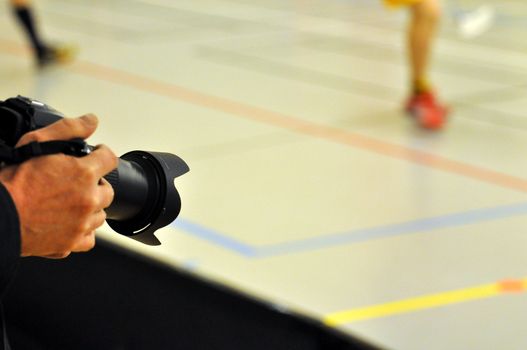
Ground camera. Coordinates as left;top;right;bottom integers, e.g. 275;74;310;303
0;96;189;246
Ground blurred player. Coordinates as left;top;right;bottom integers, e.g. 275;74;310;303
10;0;76;68
386;0;449;129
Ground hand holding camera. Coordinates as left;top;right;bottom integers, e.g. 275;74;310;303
0;96;189;258
0;115;117;258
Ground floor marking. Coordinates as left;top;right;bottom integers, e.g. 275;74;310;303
174;219;256;257
68;60;527;194
172;201;527;257
3;40;527;258
498;279;527;293
324;277;527;326
1;38;527;194
254;201;527;257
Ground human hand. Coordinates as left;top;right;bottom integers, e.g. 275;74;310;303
0;114;118;258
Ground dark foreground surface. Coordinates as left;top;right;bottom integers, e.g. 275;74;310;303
4;239;383;350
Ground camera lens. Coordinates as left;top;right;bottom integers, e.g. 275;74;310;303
103;151;189;245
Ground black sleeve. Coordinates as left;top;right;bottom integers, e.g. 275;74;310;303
0;183;20;297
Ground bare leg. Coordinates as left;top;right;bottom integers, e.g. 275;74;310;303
404;0;448;129
407;0;442;93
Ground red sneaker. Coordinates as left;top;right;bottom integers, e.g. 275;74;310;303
405;91;449;130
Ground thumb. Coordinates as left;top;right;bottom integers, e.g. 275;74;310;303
16;114;99;147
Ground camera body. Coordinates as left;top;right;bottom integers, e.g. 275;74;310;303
0;96;189;246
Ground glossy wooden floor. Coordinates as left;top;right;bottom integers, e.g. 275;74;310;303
1;0;526;349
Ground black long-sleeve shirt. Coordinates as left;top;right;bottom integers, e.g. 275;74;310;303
0;183;20;350
0;183;20;296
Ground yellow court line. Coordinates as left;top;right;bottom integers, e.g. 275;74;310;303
324;278;527;326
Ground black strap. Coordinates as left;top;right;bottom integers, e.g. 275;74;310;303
0;139;89;166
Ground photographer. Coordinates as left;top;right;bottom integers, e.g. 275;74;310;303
0;114;117;349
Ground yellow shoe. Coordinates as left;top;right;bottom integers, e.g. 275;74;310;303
37;44;78;68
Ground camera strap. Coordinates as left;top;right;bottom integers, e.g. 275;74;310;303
0;139;89;166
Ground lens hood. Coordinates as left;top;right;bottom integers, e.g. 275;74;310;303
105;151;189;245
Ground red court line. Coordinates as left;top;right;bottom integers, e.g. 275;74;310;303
2;39;527;193
0;40;26;56
71;61;527;193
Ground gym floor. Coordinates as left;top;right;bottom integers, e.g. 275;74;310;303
1;0;527;349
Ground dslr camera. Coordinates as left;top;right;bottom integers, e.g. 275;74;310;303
0;96;189;246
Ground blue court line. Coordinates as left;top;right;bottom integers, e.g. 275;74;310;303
171;202;527;258
173;219;256;257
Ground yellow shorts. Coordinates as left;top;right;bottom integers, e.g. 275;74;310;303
384;0;423;8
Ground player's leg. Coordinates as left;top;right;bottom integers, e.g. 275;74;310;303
405;0;449;129
10;0;76;67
